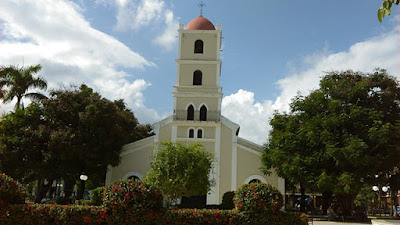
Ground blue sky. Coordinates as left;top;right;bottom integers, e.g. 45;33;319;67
1;0;399;144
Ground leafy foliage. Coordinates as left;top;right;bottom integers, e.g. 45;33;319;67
0;174;305;225
0;84;152;201
165;209;244;224
41;85;144;182
0;106;52;183
263;69;400;213
144;141;214;203
378;0;399;22
0;204;109;225
89;187;105;206
0;64;47;109
233;183;283;214
0;203;306;225
103;179;164;224
0;173;27;205
103;179;163;211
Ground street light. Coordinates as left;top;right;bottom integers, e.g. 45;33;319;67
80;174;88;181
79;174;88;200
382;186;389;216
372;186;379;216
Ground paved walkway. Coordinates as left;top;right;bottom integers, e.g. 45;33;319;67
311;220;400;225
311;222;371;225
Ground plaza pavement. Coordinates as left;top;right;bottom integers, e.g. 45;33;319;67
311;221;371;225
312;220;400;225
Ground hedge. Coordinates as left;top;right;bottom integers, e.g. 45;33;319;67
0;204;108;225
0;205;306;225
0;177;306;225
0;174;27;206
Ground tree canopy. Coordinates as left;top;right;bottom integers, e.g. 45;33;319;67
144;141;214;205
0;64;47;109
262;70;400;212
0;84;153;202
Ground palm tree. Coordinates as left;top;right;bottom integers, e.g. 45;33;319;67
0;64;47;109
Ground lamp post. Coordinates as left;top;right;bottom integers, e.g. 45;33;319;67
373;185;389;217
373;185;379;216
79;174;88;200
382;186;389;216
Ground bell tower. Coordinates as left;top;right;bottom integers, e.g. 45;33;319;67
173;15;222;122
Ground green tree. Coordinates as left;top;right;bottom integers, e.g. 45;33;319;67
0;64;47;109
42;84;151;199
262;112;324;212
378;0;399;22
144;141;214;206
262;70;400;215
0;84;153;202
0;105;56;202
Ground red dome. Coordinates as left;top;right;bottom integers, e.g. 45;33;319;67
186;15;215;30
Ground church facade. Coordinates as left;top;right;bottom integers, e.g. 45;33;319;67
106;15;284;205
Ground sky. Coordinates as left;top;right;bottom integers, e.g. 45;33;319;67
0;0;399;145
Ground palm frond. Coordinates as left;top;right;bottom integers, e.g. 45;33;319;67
0;64;47;109
24;92;48;102
29;76;47;90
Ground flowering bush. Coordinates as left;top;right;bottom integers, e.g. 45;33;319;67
103;179;164;224
0;175;306;224
0;204;109;225
166;209;244;225
233;183;283;214
0;173;27;206
89;186;105;206
1;204;308;225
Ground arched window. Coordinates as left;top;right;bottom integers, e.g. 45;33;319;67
187;105;194;120
193;70;202;85
200;105;207;121
197;129;203;138
189;129;194;138
249;179;261;184
194;40;203;53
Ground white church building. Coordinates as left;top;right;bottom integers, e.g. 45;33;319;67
106;15;284;205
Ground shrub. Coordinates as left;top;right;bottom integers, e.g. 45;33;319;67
166;209;244;225
0;204;108;225
0;173;27;206
103;179;164;224
89;186;104;206
0;204;306;225
221;191;235;209
233;183;283;214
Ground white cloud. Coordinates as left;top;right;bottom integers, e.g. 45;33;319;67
115;0;164;30
0;0;160;123
222;22;400;145
222;90;273;145
113;0;178;50
153;10;179;51
274;24;400;113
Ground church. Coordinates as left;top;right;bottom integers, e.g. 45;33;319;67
106;15;284;205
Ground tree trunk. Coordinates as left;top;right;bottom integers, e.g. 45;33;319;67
63;179;75;199
321;191;332;215
16;97;21;109
77;179;85;200
34;178;52;203
300;184;306;212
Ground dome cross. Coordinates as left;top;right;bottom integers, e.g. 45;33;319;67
198;1;206;16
